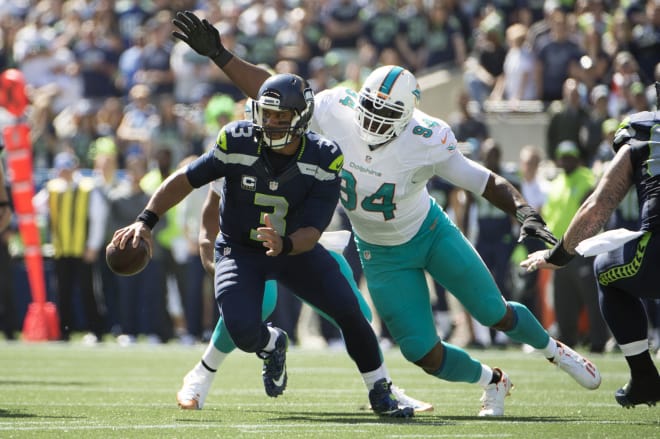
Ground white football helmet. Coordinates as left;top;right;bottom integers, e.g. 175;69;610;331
355;65;420;145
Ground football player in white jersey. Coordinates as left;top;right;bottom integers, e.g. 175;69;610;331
172;10;602;416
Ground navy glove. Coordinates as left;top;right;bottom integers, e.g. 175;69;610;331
516;205;558;246
172;11;232;66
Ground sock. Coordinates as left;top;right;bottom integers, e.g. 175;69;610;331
625;351;658;380
433;342;482;383
201;342;228;372
477;364;494;387
504;301;551;349
263;326;281;353
542;337;559;360
361;363;390;391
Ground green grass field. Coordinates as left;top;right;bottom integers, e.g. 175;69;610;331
1;341;657;438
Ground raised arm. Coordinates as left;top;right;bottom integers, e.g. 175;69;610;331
172;10;270;99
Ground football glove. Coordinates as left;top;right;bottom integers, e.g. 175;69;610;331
172;11;228;61
516;204;558;246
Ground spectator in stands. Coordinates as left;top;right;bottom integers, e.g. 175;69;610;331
135;11;175;97
396;0;429;73
116;84;159;159
71;19;120;108
463;12;507;110
608;50;642;117
449;89;490;147
492;23;537;104
546;77;591;161
584;84;611;165
629;0;660;84
321;0;364;64
534;9;584;102
425;0;467;70
360;0;401;66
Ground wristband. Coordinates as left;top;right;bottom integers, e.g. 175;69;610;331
0;200;9;207
546;237;575;266
136;209;159;230
281;235;293;255
210;48;234;68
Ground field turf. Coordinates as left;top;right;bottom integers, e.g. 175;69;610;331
1;341;658;438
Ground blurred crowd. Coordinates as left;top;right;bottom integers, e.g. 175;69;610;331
0;0;658;347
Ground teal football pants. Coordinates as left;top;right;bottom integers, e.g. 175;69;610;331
355;199;550;365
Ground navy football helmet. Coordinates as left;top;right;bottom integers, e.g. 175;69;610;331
253;74;314;149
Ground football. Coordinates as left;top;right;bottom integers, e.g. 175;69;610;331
106;239;150;276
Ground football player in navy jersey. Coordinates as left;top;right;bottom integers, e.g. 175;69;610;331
523;84;660;408
111;73;413;418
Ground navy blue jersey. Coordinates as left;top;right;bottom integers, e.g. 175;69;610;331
613;111;660;232
186;120;344;248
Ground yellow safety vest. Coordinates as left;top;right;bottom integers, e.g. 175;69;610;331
47;177;96;258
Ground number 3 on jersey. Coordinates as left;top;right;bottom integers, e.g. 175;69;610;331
340;169;396;220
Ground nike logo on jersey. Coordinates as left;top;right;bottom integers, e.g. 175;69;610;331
272;367;286;387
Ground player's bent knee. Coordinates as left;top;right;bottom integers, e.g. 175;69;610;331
413;342;444;375
491;303;514;332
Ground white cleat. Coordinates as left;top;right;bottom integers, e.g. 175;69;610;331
176;365;215;410
478;368;512;416
391;384;434;412
550;341;601;390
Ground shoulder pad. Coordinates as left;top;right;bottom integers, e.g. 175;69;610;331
215;120;256;152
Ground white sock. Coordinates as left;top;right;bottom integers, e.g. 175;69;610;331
200;343;228;372
263;326;281;353
361;363;390;391
478;364;494;388
542;338;559;359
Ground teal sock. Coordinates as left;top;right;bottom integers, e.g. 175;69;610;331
433;342;482;383
505;301;551;349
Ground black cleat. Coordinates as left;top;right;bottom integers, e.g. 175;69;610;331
614;377;660;408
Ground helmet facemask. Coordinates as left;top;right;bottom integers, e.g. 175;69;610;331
355;65;419;146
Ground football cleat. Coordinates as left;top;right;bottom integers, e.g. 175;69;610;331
258;328;288;397
549;341;601;389
368;378;415;418
391;384;434;412
478;368;513;416
614;377;660;408
176;364;215;410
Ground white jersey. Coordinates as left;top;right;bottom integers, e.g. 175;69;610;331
312;86;490;245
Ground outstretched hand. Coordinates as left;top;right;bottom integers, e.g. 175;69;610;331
520;249;560;272
172;10;224;58
516;205;558;246
519;216;559;246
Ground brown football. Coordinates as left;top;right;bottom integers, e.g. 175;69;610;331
106;239;150;276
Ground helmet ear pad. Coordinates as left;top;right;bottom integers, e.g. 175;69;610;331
253;74;315;149
355;65;420;145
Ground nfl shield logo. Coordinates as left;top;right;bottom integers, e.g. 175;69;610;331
365;155;372;163
269;180;279;191
363;250;371;260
